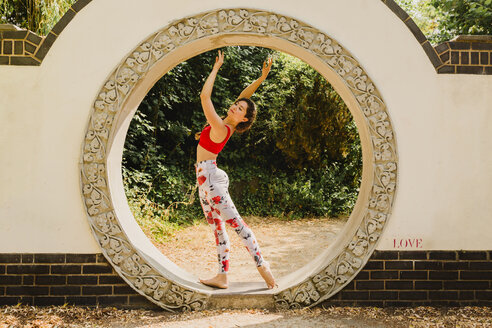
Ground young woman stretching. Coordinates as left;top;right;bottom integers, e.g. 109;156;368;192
195;50;276;289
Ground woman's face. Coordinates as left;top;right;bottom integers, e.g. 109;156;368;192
227;100;249;123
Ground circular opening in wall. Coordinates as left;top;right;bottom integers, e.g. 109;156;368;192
121;46;363;288
81;9;397;310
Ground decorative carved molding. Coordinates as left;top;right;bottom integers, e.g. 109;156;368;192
80;8;397;310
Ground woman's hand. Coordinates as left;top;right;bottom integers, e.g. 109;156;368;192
236;56;274;99
261;56;273;79
213;50;224;71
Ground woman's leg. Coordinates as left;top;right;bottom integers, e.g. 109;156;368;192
198;185;229;288
210;185;276;288
205;172;264;267
225;216;263;267
199;189;230;273
197;165;275;288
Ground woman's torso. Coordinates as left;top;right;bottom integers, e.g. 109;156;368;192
196;144;218;162
196;124;233;162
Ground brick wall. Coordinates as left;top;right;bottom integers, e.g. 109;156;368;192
0;253;156;308
435;36;492;74
0;29;42;65
1;251;490;308
323;250;492;307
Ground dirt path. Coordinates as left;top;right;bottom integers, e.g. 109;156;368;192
154;216;346;282
2;305;492;327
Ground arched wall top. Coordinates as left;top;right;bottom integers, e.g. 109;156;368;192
1;0;491;74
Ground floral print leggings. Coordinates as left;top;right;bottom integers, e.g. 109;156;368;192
196;160;264;274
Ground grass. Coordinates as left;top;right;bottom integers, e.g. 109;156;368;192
127;195;200;243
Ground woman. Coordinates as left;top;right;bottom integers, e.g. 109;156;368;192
195;50;276;289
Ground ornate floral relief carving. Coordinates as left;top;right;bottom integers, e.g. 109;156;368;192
81;8;397;311
88;211;208;311
275;280;321;310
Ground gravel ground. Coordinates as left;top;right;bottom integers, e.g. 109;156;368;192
155;216;346;282
1;305;491;327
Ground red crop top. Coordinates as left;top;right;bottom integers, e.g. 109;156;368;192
198;125;232;154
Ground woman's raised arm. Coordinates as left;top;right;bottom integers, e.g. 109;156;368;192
200;50;227;134
237;57;273;100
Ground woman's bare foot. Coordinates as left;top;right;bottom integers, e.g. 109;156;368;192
257;261;277;289
199;273;228;289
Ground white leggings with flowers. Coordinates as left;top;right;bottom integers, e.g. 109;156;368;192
196;160;264;274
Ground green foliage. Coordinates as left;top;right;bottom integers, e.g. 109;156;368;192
396;0;440;41
122;47;363;227
123;167;194;242
225;163;359;219
395;0;492;44
271;54;358;170
429;0;492;41
0;0;75;36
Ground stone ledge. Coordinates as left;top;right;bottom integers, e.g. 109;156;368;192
0;24;22;31
453;35;492;43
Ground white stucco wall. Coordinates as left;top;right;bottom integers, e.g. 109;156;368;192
0;0;491;252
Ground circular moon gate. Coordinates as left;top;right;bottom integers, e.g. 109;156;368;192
80;8;397;311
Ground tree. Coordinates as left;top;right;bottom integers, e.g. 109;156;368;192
0;0;75;36
270;53;358;170
396;0;440;41
430;0;492;42
396;0;492;44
